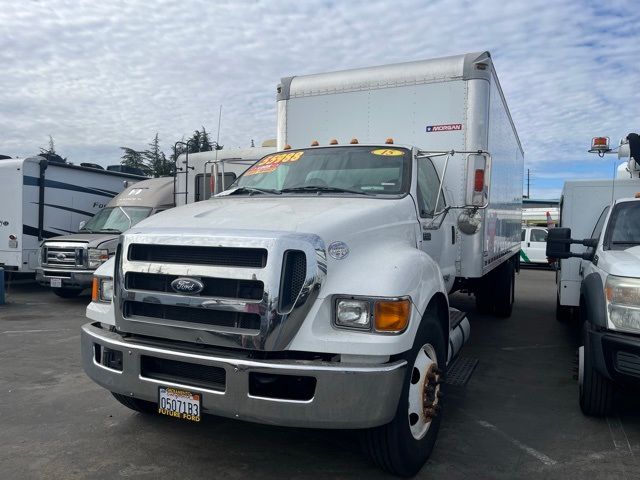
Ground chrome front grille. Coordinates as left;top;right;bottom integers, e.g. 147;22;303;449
42;242;85;268
115;231;326;351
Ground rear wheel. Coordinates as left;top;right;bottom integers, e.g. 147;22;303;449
52;288;83;298
494;260;515;318
579;322;614;416
111;392;157;414
362;312;445;477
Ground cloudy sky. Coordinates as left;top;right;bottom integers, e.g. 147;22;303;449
1;0;638;198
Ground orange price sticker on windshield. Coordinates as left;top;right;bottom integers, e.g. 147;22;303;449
371;149;404;156
245;151;304;175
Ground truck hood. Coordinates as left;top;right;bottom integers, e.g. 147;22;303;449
131;196;420;246
601;246;640;277
43;233;119;250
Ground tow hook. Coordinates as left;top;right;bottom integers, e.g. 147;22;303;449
423;365;442;420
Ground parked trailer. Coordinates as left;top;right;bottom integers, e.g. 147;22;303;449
36;177;174;298
277;51;524;315
0;156;145;272
81;52;518;477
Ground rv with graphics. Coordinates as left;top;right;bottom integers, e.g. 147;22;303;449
81;52;522;476
36;177;174;298
0;156;145;273
548;133;640;416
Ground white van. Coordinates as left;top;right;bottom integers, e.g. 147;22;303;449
520;227;548;264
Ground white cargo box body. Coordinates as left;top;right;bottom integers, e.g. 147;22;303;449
276;51;523;278
0;157;143;272
559;179;640;306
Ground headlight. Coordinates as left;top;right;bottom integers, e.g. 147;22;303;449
605;275;640;332
334;297;411;333
88;248;109;268
92;276;113;303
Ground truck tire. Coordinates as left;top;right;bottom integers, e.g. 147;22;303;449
494;260;515;318
579;322;614;416
111;392;157;414
52;288;83;298
362;312;445;477
475;282;493;314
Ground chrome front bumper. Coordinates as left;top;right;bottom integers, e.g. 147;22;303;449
36;269;93;288
81;322;407;429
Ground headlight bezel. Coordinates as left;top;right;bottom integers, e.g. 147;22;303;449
92;276;113;303
333;295;412;334
87;248;110;269
605;275;640;333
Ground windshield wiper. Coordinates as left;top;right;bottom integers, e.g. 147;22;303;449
227;186;281;195
98;228;122;233
279;186;370;196
612;241;640;245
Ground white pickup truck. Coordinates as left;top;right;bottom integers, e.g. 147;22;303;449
547;133;640;416
81;52;522;476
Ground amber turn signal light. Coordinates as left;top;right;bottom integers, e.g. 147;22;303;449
91;277;100;302
375;299;411;332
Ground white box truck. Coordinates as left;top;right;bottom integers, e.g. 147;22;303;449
0;156;145;273
548;133;640;416
81;51;520;476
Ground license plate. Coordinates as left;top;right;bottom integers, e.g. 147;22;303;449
50;278;62;288
158;387;201;422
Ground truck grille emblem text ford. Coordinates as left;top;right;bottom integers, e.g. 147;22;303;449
170;277;205;295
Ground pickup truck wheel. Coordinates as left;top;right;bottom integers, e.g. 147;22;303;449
111;392;157;414
362;315;445;477
52;288;83;298
579;323;614;416
494;260;515;318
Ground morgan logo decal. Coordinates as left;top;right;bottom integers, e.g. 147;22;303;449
426;124;463;132
171;277;205;295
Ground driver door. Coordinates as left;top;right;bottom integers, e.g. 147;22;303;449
415;157;457;292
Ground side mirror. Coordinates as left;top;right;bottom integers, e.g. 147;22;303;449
546;228;572;259
78;220;86;231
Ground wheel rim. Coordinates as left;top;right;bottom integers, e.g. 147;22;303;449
408;343;441;440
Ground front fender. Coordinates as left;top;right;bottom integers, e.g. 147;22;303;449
288;241;448;356
580;273;607;328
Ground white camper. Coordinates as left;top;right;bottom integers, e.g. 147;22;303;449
0;156;144;272
174;144;276;206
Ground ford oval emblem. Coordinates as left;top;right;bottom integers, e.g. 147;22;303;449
170;277;204;295
55;252;66;261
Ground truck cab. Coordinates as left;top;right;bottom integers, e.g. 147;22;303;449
548;133;640;416
37;177;174;298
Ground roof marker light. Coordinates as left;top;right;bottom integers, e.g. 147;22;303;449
329;139;338;145
310;140;319;146
588;137;611;156
350;138;359;144
385;138;394;144
283;144;292;150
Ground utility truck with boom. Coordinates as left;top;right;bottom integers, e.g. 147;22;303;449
81;52;522;476
548;133;640;416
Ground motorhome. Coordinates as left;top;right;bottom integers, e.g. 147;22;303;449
0;156;145;273
81;52;522;476
36;177;174;297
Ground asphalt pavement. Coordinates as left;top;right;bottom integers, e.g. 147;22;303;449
0;269;638;479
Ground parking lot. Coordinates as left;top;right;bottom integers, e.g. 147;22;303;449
1;269;639;479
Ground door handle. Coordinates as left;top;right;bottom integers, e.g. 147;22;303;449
527;242;530;247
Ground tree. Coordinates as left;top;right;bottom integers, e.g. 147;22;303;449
143;133;173;177
38;135;67;163
199;126;213;152
120;147;149;174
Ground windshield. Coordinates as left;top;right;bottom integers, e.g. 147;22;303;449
604;201;640;249
231;146;411;196
80;206;152;233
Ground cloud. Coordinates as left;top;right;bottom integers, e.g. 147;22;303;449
0;0;638;200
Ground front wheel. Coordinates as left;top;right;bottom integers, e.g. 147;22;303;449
579;323;614;416
362;312;445;477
